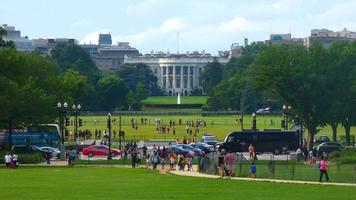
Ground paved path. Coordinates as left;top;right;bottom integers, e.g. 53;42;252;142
169;169;356;187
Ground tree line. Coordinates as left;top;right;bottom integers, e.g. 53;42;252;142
200;42;355;149
0;27;160;130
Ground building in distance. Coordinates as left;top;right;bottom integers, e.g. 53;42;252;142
81;33;139;71
124;51;229;96
304;28;356;48
265;33;304;46
1;24;33;51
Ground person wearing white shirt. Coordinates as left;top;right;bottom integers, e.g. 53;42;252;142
4;153;11;168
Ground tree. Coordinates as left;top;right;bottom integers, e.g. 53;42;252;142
199;59;223;95
117;63;161;96
57;69;88;103
248;43;331;150
51;43;100;84
0;27;15;49
95;75;129;111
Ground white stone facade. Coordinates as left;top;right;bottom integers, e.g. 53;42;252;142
124;52;229;96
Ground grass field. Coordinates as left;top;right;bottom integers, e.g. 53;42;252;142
141;96;208;105
0;167;355;200
70;115;355;142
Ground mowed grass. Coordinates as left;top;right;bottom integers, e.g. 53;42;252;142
71;115;355;142
141;96;208;105
0;167;355;200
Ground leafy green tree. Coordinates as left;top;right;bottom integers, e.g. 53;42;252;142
51;43;100;83
199;59;223;95
95;75;129;111
57;69;88;103
248;43;331;150
117;63;160;96
0;27;15;49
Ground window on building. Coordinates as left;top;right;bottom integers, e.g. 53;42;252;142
163;67;167;75
169;77;173;88
176;77;181;88
190;66;194;75
183;66;188;75
183;77;187;88
168;66;173;75
175;66;181;74
163;77;166;88
190;76;194;88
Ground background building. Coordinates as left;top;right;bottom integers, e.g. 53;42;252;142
265;33;304;46
304;28;356;48
1;24;33;51
81;34;139;70
125;51;229;96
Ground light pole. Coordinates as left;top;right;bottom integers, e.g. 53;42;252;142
72;104;81;144
252;112;257;131
107;113;112;160
282;104;292;130
57;101;68;160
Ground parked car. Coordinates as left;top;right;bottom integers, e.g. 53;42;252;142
201;135;219;146
316;142;344;155
314;136;330;146
189;142;214;153
82;145;121;158
176;144;203;156
167;145;190;156
38;147;60;159
256;107;271;114
11;145;48;158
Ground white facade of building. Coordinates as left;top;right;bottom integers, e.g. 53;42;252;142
125;52;229;96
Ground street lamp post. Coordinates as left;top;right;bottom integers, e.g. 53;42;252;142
252;112;257;131
107;113;112;160
119;115;122;150
282;104;292;130
72;104;81;144
57;102;68;160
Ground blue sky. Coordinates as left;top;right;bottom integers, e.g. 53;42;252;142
1;0;356;54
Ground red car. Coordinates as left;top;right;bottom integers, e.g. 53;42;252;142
82;145;121;157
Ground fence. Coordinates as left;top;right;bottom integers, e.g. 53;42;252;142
198;153;356;183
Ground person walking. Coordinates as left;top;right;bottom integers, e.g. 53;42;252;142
218;152;225;178
225;151;235;177
319;156;329;182
151;152;158;170
248;144;255;160
4;153;11;168
46;151;51;165
250;162;257;178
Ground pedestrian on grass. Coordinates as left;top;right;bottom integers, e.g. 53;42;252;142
218;151;225;178
225;151;235;177
319;156;329;182
151;152;158;170
11;153;18;169
250;162;257;178
248;144;255;160
46;151;51;165
4;153;11;168
146;154;151;169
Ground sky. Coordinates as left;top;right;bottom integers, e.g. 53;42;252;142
1;0;356;55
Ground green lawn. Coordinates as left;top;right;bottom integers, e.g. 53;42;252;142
141;96;208;105
0;167;355;200
70;115;355;142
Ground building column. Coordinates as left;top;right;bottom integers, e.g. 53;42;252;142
172;66;176;95
187;66;191;90
180;66;183;95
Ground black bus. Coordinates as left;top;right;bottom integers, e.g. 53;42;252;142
218;130;300;154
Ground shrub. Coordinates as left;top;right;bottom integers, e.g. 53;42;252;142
0;150;43;164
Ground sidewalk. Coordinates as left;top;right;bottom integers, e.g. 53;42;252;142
169;169;356;187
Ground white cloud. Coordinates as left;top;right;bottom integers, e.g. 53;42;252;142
126;0;161;16
71;19;92;28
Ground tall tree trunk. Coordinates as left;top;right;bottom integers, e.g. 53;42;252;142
344;122;351;146
331;123;338;142
307;126;316;151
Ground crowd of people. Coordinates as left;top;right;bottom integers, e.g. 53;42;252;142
3;153;18;169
